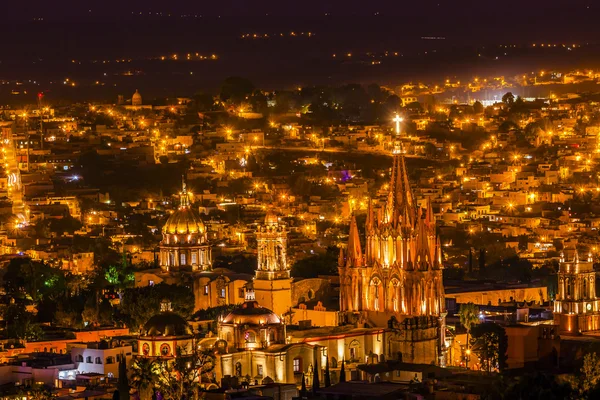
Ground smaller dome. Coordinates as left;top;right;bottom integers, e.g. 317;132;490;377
222;301;281;325
132;89;142;105
143;312;192;337
264;211;279;225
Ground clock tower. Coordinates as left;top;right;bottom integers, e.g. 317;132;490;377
554;251;600;334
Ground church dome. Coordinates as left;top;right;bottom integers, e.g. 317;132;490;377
163;207;205;235
264;211;279;225
132;89;142;106
222;300;281;325
143;312;192;337
163;180;205;235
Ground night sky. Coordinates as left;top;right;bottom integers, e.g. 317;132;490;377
4;0;599;20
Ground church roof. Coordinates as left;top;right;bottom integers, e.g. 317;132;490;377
142;312;192;337
386;154;417;228
221;300;281;325
163;208;205;235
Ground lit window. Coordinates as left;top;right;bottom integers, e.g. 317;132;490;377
191;252;197;264
160;344;171;356
204;285;209;295
293;357;302;373
257;364;264;376
245;331;256;343
220;288;226;298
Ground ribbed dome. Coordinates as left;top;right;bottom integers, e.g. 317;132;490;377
163;208;205;235
143;312;191;337
222;301;281;325
264;211;279;225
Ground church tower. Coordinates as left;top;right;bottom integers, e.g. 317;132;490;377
554;251;600;334
338;129;444;320
253;211;293;317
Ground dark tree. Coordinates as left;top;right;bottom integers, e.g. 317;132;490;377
118;353;131;400
478;248;486;272
220;77;255;104
339;359;346;382
502;92;515;105
324;358;331;387
470;323;508;373
312;359;320;392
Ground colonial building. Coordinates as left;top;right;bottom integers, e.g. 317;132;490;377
215;292;318;385
138;302;194;358
337;139;447;365
159;180;212;271
253;212;293;317
554;251;600;334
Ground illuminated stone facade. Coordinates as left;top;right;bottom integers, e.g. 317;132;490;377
253;212;293;317
337;139;446;365
554;252;600;334
215;293;318;385
159;181;212;271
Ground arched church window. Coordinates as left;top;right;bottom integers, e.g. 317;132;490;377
584;278;588;299
142;343;150;356
160;344;171;356
349;340;360;361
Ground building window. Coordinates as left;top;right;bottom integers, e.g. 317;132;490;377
220;288;226;298
86;356;93;363
106;356;115;364
293;357;302;373
245;331;256;343
235;362;242;377
191;253;197;264
204;285;209;295
238;288;245;298
95;357;102;364
76;354;84;362
160;344;171;356
180;253;187;265
257;365;264;376
142;343;150;356
350;347;357;361
149;280;155;286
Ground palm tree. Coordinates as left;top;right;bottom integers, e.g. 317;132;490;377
458;302;480;369
130;358;159;400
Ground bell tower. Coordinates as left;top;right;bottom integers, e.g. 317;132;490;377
554;251;600;334
253;211;292;317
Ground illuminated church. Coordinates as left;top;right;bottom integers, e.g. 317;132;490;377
554;251;600;334
253;211;293;317
159;180;212;271
338;137;447;364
